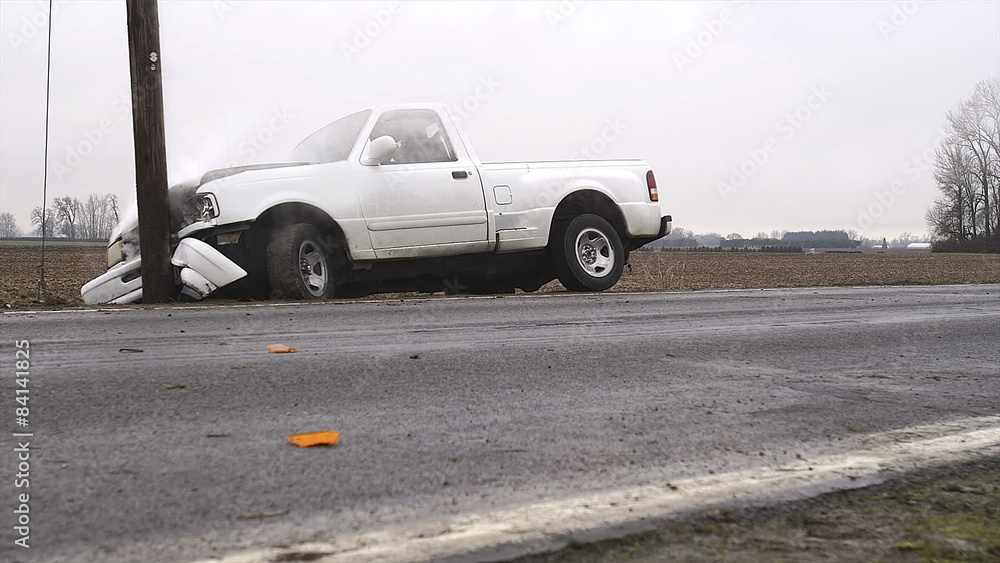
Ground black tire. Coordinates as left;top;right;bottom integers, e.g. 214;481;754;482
266;223;338;299
551;214;625;292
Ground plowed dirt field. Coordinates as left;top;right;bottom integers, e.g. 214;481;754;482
2;244;998;308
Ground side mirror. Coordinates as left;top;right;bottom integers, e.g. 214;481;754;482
361;135;398;165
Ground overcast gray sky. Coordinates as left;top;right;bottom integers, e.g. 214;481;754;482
1;0;998;240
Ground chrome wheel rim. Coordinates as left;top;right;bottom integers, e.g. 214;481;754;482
298;240;328;297
575;228;614;278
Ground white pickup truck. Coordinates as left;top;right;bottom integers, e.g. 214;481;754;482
82;103;671;304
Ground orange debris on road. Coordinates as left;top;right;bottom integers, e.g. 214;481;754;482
287;431;341;448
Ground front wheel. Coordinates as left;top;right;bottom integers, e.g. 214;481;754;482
266;223;339;299
551;214;625;291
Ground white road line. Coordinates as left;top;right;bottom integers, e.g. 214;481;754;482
196;415;1000;563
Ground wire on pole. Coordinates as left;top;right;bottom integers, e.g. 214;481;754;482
38;0;54;301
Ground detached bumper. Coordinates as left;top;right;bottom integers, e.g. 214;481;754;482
81;238;247;305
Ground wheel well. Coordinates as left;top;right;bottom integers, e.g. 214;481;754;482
551;190;628;245
252;203;348;257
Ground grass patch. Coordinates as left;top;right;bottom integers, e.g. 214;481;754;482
896;513;1000;561
513;458;999;563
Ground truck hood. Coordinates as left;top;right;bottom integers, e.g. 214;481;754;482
199;162;308;185
108;163;310;244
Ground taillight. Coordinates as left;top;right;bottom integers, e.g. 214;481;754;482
646;170;658;202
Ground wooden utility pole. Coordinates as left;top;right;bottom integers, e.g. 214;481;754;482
126;0;174;303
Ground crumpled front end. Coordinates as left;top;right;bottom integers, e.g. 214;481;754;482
81;238;248;305
83;162;307;304
82;179;249;305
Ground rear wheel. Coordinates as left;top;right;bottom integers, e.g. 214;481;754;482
551;214;625;291
266;223;339;299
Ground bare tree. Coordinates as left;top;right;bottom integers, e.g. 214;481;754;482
929;78;1000;245
53;196;81;239
30;207;57;238
78;193;120;239
108;193;119;224
929;139;975;239
0;212;22;238
80;195;100;240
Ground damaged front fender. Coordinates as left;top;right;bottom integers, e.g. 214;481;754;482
81;238;248;305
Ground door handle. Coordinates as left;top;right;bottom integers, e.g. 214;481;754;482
452;170;469;179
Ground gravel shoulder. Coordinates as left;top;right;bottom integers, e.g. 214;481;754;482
515;456;1000;563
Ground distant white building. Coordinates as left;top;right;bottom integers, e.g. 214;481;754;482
907;242;932;250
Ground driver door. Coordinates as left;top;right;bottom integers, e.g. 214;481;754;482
355;109;488;252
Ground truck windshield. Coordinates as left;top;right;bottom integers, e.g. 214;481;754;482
291;109;372;164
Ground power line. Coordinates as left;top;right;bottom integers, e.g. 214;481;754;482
38;0;54;301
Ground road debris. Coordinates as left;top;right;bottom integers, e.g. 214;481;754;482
119;348;144;353
164;384;186;390
287;431;341;448
236;509;289;520
268;344;297;353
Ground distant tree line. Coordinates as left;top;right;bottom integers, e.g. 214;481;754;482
651;228;864;250
926;78;999;253
773;230;860;249
647;245;804;253
651;228;725;248
0;193;120;240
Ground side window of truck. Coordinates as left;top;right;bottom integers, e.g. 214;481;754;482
369;110;457;164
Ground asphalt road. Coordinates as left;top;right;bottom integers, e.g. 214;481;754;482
1;285;998;562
